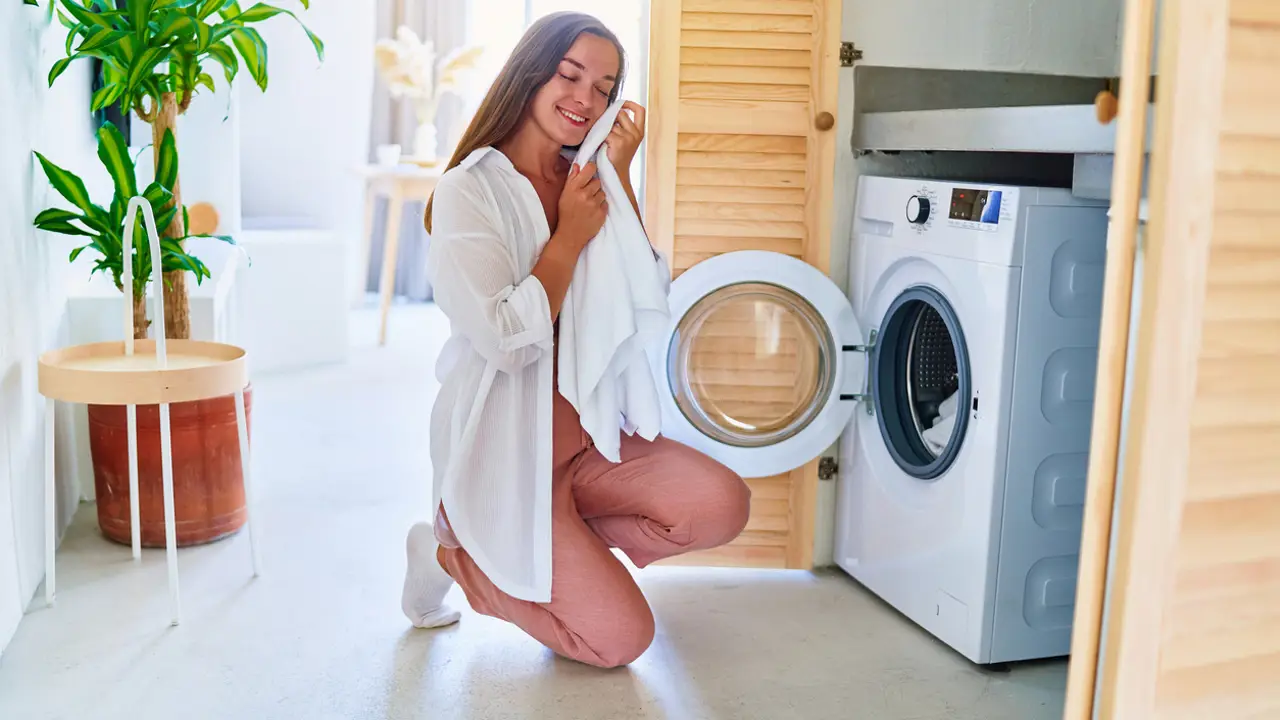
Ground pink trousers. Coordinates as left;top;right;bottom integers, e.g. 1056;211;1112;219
437;381;751;668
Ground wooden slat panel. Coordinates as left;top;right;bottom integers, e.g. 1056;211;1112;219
681;47;810;69
678;133;808;154
1213;173;1280;212
1226;23;1280;63
1205;248;1280;285
680;64;810;86
674;235;804;256
682;30;811;51
745;475;792;501
1218;134;1280;177
1177;495;1280;569
1187;428;1280;501
683;0;815;16
682;12;814;33
678;167;806;189
679;98;810;136
1197;318;1280;358
1221;55;1280;138
676;185;807;205
1232;0;1280;26
675;218;806;239
745;498;791;532
1201;285;1280;321
680;82;810;102
676;202;807;223
1214;213;1280;249
677;150;806;172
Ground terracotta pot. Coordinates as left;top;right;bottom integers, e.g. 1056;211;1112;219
87;385;253;547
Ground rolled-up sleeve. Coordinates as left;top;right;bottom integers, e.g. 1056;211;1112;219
427;173;553;374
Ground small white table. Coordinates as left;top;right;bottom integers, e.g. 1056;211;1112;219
355;164;443;346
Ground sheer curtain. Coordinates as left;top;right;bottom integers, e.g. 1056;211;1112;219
365;0;467;301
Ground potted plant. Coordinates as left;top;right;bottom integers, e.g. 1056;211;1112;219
34;0;322;547
34;121;240;546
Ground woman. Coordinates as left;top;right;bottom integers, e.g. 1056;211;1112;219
401;12;751;669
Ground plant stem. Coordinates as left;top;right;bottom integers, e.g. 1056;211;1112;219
151;92;191;341
133;291;149;341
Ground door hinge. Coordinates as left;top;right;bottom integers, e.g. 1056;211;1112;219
840;42;862;67
818;457;839;481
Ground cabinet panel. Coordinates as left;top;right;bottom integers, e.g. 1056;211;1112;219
846;0;1122;76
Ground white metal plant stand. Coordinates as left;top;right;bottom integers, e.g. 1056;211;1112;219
37;197;259;626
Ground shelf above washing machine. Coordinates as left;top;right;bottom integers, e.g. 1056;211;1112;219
855;104;1156;155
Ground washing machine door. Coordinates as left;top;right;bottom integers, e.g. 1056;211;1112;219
650;250;867;478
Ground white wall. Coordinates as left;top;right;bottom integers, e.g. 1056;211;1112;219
1;5;103;652
238;0;378;302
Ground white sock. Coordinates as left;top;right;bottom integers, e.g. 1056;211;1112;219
401;522;461;629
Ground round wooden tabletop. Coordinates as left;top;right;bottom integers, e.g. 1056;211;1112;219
38;340;248;406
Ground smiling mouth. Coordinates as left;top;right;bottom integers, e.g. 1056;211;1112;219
557;107;587;127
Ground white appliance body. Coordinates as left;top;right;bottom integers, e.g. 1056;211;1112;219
835;176;1109;665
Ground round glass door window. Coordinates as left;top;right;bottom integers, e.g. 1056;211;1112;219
667;282;836;448
872;286;971;479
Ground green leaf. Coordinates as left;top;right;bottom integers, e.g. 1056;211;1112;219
154;205;179;233
69;245;92;263
48;57;74;87
195;72;215;93
24;0;41;7
228;2;283;22
95;121;138;213
57;10;78;30
231;3;324;62
206;41;239;84
34;208;84;225
155;128;179;191
33;152;96;215
126;46;168;92
152;11;198;42
90;82;126;112
229;27;267;90
77;27;128;53
142;181;173;208
60;1;113;30
193;18;212;49
189;233;235;244
197;0;230;19
127;0;156;34
36;220;96;237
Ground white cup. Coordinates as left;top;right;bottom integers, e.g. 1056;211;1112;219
376;144;402;167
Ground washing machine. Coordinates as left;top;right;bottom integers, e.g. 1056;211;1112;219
649;175;1108;666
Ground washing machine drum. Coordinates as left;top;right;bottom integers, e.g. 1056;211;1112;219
871;286;972;480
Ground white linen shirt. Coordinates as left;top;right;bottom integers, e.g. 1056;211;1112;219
427;146;669;603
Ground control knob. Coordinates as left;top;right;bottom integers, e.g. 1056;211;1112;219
906;196;930;225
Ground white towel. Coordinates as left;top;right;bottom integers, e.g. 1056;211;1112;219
556;100;671;463
922;391;959;456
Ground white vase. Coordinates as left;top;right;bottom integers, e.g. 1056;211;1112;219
412;122;438;161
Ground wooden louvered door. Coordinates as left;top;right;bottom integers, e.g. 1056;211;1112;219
644;0;843;569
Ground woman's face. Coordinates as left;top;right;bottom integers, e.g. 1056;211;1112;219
529;33;619;148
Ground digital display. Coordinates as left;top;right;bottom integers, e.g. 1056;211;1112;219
949;188;1003;224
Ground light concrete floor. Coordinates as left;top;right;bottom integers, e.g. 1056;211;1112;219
0;305;1068;720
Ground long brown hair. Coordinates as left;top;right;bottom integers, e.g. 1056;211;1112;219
424;12;625;232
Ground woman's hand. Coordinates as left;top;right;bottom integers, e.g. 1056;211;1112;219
605;101;646;172
555;162;608;253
